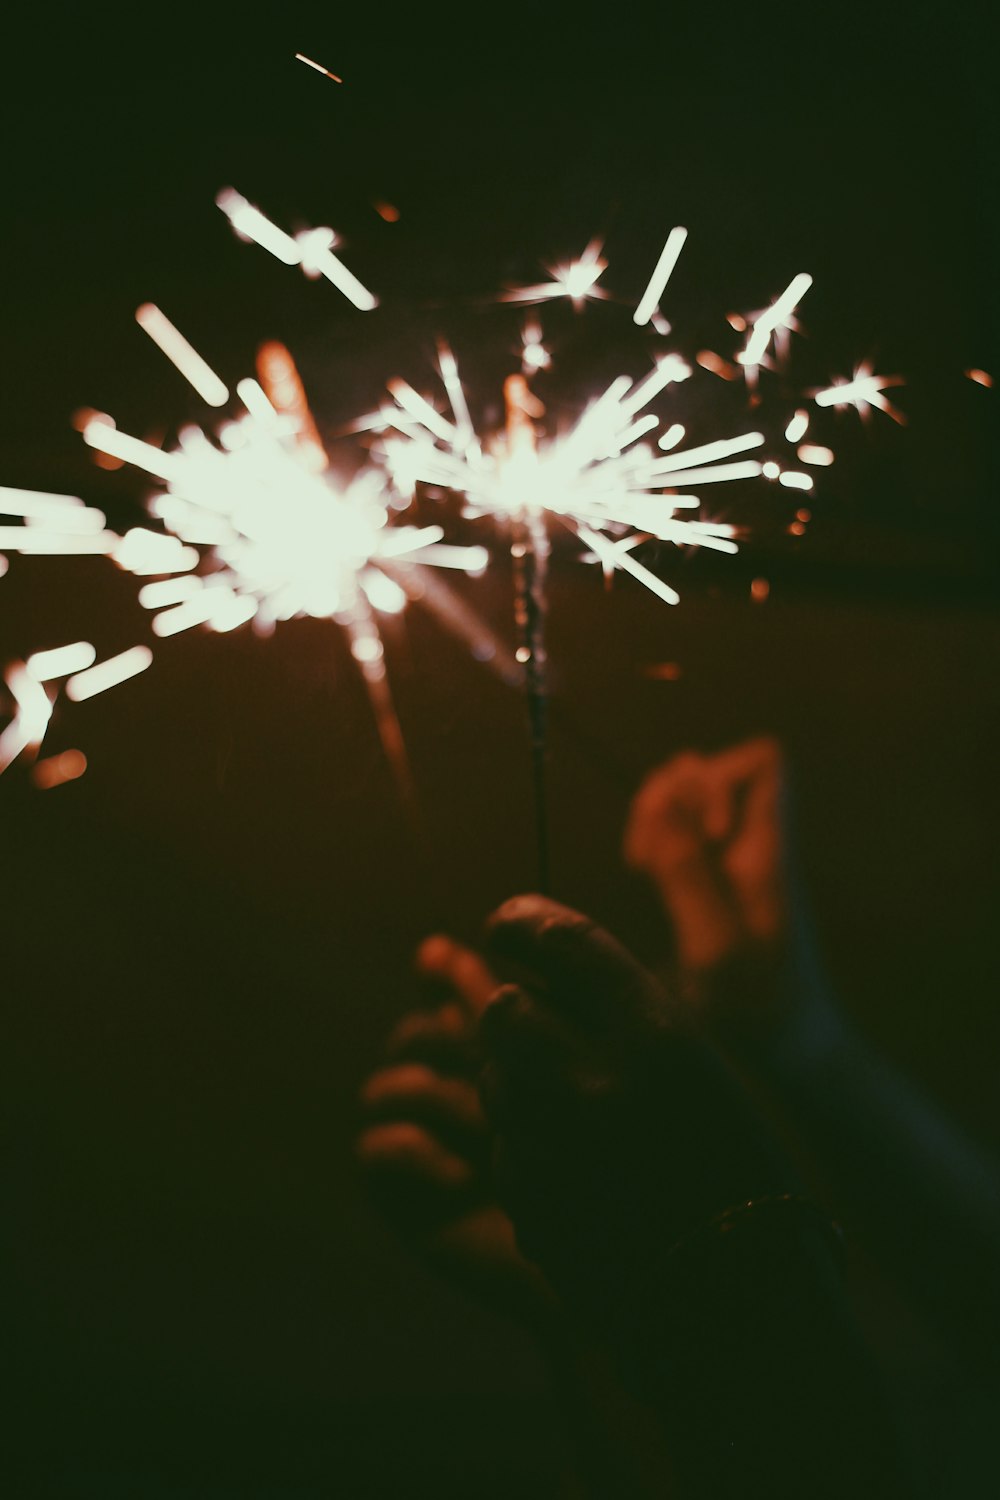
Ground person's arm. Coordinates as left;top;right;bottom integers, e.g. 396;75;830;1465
625;740;1000;1371
480;896;913;1498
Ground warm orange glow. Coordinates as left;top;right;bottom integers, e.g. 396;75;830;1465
32;749;88;790
257;341;329;473
696;350;740;380
965;367;993;388
750;577;770;602
372;200;400;223
797;443;833;466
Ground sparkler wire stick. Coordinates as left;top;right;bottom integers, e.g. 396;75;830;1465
504;375;550;893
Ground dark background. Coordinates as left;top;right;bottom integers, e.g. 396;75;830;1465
2;5;998;1495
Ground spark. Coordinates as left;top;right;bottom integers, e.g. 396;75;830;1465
135;304;229;407
381;347;767;606
521;319;551;373
65;646;153;702
814;363;906;423
26;641;97;681
500;240;609;307
965;368;992;388
294;52;343;83
658;423;685;451
741;273;812;369
784;409;809;443
72;340;503;792
217;189;377;310
0;663;54;772
633;226;688;327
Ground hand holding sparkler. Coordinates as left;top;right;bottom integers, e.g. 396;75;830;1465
478;895;910;1496
356;935;551;1327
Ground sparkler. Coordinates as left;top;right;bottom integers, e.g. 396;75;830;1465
3;187;909;897
359;226;905;883
0;334;502;797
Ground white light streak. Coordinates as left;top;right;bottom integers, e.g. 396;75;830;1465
633;227;688;327
236;378;278;424
0;664;54;771
26;641;97;681
778;471;814;491
65;646;153;702
216;188;300;264
0;487;105;531
814;364;905;422
784;409;809;443
388;379;457;444
295;227;378;310
646;460;763;487
644;432;764;476
135;304;229;407
82;422;180;483
294;52;343;82
743;273;812;367
137;576;204;609
0;528;115;555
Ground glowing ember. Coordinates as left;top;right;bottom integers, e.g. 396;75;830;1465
32;748;88;790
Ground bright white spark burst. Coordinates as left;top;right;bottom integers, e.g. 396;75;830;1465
814;362;907;424
2;210;905;784
376;348;754;608
0;342;497;788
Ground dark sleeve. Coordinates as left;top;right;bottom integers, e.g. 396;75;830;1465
598;1204;916;1500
